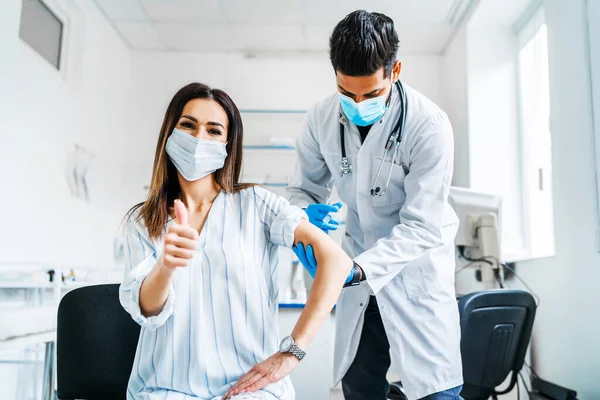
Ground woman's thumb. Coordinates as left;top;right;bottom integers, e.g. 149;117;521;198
174;199;189;226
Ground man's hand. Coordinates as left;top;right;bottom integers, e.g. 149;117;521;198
224;353;300;399
292;242;317;278
293;242;354;284
305;202;342;233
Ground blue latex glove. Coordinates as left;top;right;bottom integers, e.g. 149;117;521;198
305;202;343;233
292;242;353;284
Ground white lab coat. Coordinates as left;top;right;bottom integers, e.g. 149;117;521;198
287;83;463;399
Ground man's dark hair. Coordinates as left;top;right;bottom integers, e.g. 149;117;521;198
329;10;399;77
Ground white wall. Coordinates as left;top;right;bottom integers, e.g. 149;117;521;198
0;0;141;396
0;0;145;270
518;0;600;398
443;24;470;188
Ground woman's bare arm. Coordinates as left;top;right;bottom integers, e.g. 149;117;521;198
290;219;353;349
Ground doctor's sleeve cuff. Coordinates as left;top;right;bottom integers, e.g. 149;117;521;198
269;205;308;248
119;256;175;331
352;257;391;296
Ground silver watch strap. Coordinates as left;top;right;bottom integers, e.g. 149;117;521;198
289;344;306;360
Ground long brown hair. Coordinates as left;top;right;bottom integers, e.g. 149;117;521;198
127;83;252;239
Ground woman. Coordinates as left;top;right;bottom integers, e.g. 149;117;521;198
119;83;353;400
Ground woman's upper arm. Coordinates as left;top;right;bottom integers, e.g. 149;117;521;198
293;219;319;246
120;217;158;291
293;219;339;262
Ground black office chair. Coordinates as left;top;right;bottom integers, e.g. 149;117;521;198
56;284;140;400
388;289;536;400
458;290;536;400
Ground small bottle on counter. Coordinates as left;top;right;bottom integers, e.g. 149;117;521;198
281;287;293;303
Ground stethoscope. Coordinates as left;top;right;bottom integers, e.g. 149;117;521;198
339;80;408;197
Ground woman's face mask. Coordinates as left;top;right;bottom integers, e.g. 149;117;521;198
166;128;228;181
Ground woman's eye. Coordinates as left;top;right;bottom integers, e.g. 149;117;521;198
180;122;194;129
209;129;222;135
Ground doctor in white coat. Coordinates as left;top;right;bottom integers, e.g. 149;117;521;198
287;10;463;400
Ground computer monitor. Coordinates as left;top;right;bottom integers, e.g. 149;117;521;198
449;186;503;289
449;186;502;247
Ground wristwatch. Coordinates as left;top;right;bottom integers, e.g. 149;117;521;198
279;336;306;361
343;262;366;287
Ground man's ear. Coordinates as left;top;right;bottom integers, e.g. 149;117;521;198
392;60;402;82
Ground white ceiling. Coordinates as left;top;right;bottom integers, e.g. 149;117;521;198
92;0;474;54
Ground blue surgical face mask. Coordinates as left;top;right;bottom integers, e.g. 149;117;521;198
339;90;389;127
166;128;228;181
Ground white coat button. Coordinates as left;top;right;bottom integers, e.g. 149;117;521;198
360;303;364;307
342;118;347;123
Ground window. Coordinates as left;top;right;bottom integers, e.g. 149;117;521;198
19;0;64;70
516;7;555;259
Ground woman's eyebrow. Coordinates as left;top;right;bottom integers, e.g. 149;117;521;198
180;115;198;123
207;121;224;128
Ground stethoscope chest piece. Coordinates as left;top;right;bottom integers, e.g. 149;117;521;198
340;157;352;177
370;186;384;196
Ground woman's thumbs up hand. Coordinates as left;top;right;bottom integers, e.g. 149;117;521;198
160;199;199;270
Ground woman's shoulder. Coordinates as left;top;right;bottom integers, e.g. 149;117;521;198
237;185;287;204
231;185;263;199
124;206;143;226
122;206;154;239
227;186;289;217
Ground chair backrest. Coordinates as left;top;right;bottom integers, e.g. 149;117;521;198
458;289;536;400
57;284;140;400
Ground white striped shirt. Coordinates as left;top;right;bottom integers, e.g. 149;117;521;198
119;187;306;400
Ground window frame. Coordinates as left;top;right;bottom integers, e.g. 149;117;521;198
512;5;556;261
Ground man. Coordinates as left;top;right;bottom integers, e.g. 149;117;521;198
287;10;463;400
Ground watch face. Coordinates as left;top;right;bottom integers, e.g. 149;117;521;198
279;336;293;352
